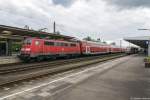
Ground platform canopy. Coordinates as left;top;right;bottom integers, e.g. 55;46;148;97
0;25;75;40
124;36;150;48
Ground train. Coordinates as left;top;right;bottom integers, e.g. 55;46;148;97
19;37;126;61
125;47;139;54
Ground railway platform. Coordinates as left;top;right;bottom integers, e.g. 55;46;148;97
0;55;20;65
0;55;150;100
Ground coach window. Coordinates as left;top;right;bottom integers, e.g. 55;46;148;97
49;42;54;46
44;41;54;46
55;42;60;46
64;43;68;47
71;44;76;47
35;41;40;46
61;43;64;46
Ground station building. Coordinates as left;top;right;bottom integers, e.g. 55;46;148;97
0;25;74;56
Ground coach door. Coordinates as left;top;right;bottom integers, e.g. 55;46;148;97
86;46;90;54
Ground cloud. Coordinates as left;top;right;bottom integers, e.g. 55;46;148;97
104;0;150;9
0;0;150;47
52;0;75;7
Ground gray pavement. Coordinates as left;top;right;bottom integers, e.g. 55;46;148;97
58;55;150;100
1;55;149;100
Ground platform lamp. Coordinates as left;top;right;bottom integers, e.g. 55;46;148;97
138;29;150;31
138;28;150;56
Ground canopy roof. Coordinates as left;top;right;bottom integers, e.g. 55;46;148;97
124;36;150;48
0;25;74;40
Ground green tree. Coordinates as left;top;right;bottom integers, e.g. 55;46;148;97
97;38;101;42
83;36;93;41
111;42;116;45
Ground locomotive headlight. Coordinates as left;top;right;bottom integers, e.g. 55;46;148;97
21;48;25;51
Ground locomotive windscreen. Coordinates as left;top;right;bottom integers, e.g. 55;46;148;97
23;39;32;45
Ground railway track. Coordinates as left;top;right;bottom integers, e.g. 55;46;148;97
0;53;126;86
0;56;100;73
0;54;120;74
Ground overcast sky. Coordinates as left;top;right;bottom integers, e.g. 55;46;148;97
0;0;150;46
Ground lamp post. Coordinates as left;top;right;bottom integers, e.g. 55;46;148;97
138;28;150;56
120;40;122;48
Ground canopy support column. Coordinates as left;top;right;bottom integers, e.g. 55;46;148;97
148;41;150;56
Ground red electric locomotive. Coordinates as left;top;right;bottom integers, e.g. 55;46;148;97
20;38;81;61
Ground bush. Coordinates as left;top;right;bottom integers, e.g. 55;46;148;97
12;43;21;52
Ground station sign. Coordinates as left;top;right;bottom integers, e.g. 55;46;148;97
146;41;150;45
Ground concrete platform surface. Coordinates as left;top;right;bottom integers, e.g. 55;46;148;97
0;56;20;65
0;55;149;100
61;55;150;100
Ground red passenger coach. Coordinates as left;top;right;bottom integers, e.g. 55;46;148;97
110;45;123;53
80;41;110;55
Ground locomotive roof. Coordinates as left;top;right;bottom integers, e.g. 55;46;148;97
28;37;78;43
82;40;110;46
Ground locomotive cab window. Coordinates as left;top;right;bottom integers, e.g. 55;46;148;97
23;39;32;45
62;43;68;47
